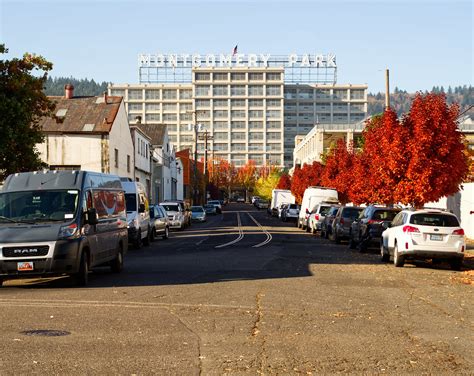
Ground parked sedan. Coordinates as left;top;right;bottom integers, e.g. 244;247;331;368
203;204;217;215
191;206;207;222
350;205;401;251
320;205;341;238
149;204;170;240
329;206;364;243
381;209;465;269
255;199;269;209
207;200;222;213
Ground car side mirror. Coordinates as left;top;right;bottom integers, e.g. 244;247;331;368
382;222;391;229
85;208;98;225
139;203;145;213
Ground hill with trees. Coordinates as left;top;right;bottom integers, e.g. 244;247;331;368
368;85;472;116
43;76;110;96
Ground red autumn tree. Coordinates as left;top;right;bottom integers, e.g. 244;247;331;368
290;161;324;203
356;108;410;205
395;93;469;207
321;139;356;204
276;173;292;190
237;159;257;201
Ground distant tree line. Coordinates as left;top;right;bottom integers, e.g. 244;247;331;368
368;85;473;116
43;76;110;96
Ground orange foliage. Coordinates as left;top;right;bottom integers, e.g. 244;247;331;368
276;173;292;190
290;162;323;203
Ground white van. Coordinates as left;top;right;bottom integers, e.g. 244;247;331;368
121;179;151;249
298;186;338;230
270;189;295;216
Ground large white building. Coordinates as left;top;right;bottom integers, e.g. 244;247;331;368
110;53;368;168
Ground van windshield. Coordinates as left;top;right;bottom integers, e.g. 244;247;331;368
125;194;137;212
0;190;79;223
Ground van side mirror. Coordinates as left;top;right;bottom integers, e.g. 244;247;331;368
139;203;145;213
86;208;98;225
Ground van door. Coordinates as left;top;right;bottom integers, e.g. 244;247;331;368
83;191;99;264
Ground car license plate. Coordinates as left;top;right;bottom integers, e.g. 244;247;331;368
17;262;34;271
430;234;443;241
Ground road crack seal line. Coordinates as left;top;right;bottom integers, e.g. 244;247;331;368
166;308;204;376
215;212;244;248
251;292;267;375
247;213;272;248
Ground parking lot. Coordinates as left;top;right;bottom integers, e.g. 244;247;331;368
0;203;473;375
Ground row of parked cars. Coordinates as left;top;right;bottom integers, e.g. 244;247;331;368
298;200;466;270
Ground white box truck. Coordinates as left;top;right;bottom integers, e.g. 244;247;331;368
270;189;296;216
298;186;338;229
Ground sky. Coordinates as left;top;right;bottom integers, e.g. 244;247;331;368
0;0;472;93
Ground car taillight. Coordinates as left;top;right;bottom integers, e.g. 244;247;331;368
452;229;465;236
368;219;383;224
403;225;420;233
340;218;344;225
315;214;320;221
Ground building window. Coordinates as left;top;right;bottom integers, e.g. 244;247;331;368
267;121;281;129
350;90;365;100
213;85;228;96
196;99;210;108
195;85;210;97
128;89;142;100
213;99;228;108
266;85;282;96
249;144;264;151
180;113;192;121
114;148;119;168
213;73;228;81
180;90;192;99
146;103;160;111
195;73;210;81
231;99;245;108
213;143;228;151
249;99;264;108
128;103;143;112
266;72;281;81
110;89;125;97
163;103;177;111
145;90;160;100
249;73;264;81
231;72;246;81
249;121;263;129
145;114;160;122
127;155;131;173
266;132;281;140
214;132;228;141
163;89;177;100
248;86;264;96
163;114;177;121
232;133;246;141
231;121;245;129
180;103;193;112
266;99;281;107
249;133;263;140
333;89;347;100
213;110;228;119
231;110;246;119
249;110;263;118
231;143;246;151
266;110;281;119
231;85;246;96
213;121;228;130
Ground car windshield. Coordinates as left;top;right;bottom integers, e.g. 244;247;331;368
0;190;79;223
125;193;137;212
373;210;399;221
410;213;460;227
191;206;204;212
161;204;179;212
288;204;298;210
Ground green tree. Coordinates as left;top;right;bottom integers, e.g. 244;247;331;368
0;45;54;180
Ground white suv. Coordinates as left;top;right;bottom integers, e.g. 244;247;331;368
381;209;465;270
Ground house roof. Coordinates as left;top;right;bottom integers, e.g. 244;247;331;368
39;96;123;134
136;124;167;146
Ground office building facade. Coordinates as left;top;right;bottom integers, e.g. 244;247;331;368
110;53;368;168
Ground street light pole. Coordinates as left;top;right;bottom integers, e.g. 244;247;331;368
199;129;213;202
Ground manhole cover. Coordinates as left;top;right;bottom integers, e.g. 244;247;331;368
21;330;71;337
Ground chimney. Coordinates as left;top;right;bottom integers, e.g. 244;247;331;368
65;84;74;99
103;91;108;104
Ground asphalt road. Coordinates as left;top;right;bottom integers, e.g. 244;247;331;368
1;203;473;375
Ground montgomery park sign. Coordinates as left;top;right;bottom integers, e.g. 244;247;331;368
138;53;337;69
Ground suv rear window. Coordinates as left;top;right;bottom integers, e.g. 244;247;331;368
410;213;459;227
319;206;332;215
288;204;298;210
372;210;399;221
342;207;363;219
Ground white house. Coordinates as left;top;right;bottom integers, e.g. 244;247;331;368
135;123;178;204
130;125;152;197
37;85;134;179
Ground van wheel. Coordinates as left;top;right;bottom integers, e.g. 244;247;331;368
150;228;156;242
74;252;89;287
143;228;151;246
111;246;123;273
134;230;142;249
162;226;169;240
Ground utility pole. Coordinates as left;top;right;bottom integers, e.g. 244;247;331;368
199;130;213;202
385;68;390;109
187;110;200;205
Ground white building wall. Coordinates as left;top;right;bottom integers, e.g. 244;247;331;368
108;100;135;178
37;135;103;171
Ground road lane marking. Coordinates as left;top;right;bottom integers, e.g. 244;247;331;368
247;213;272;248
215;212;244;248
